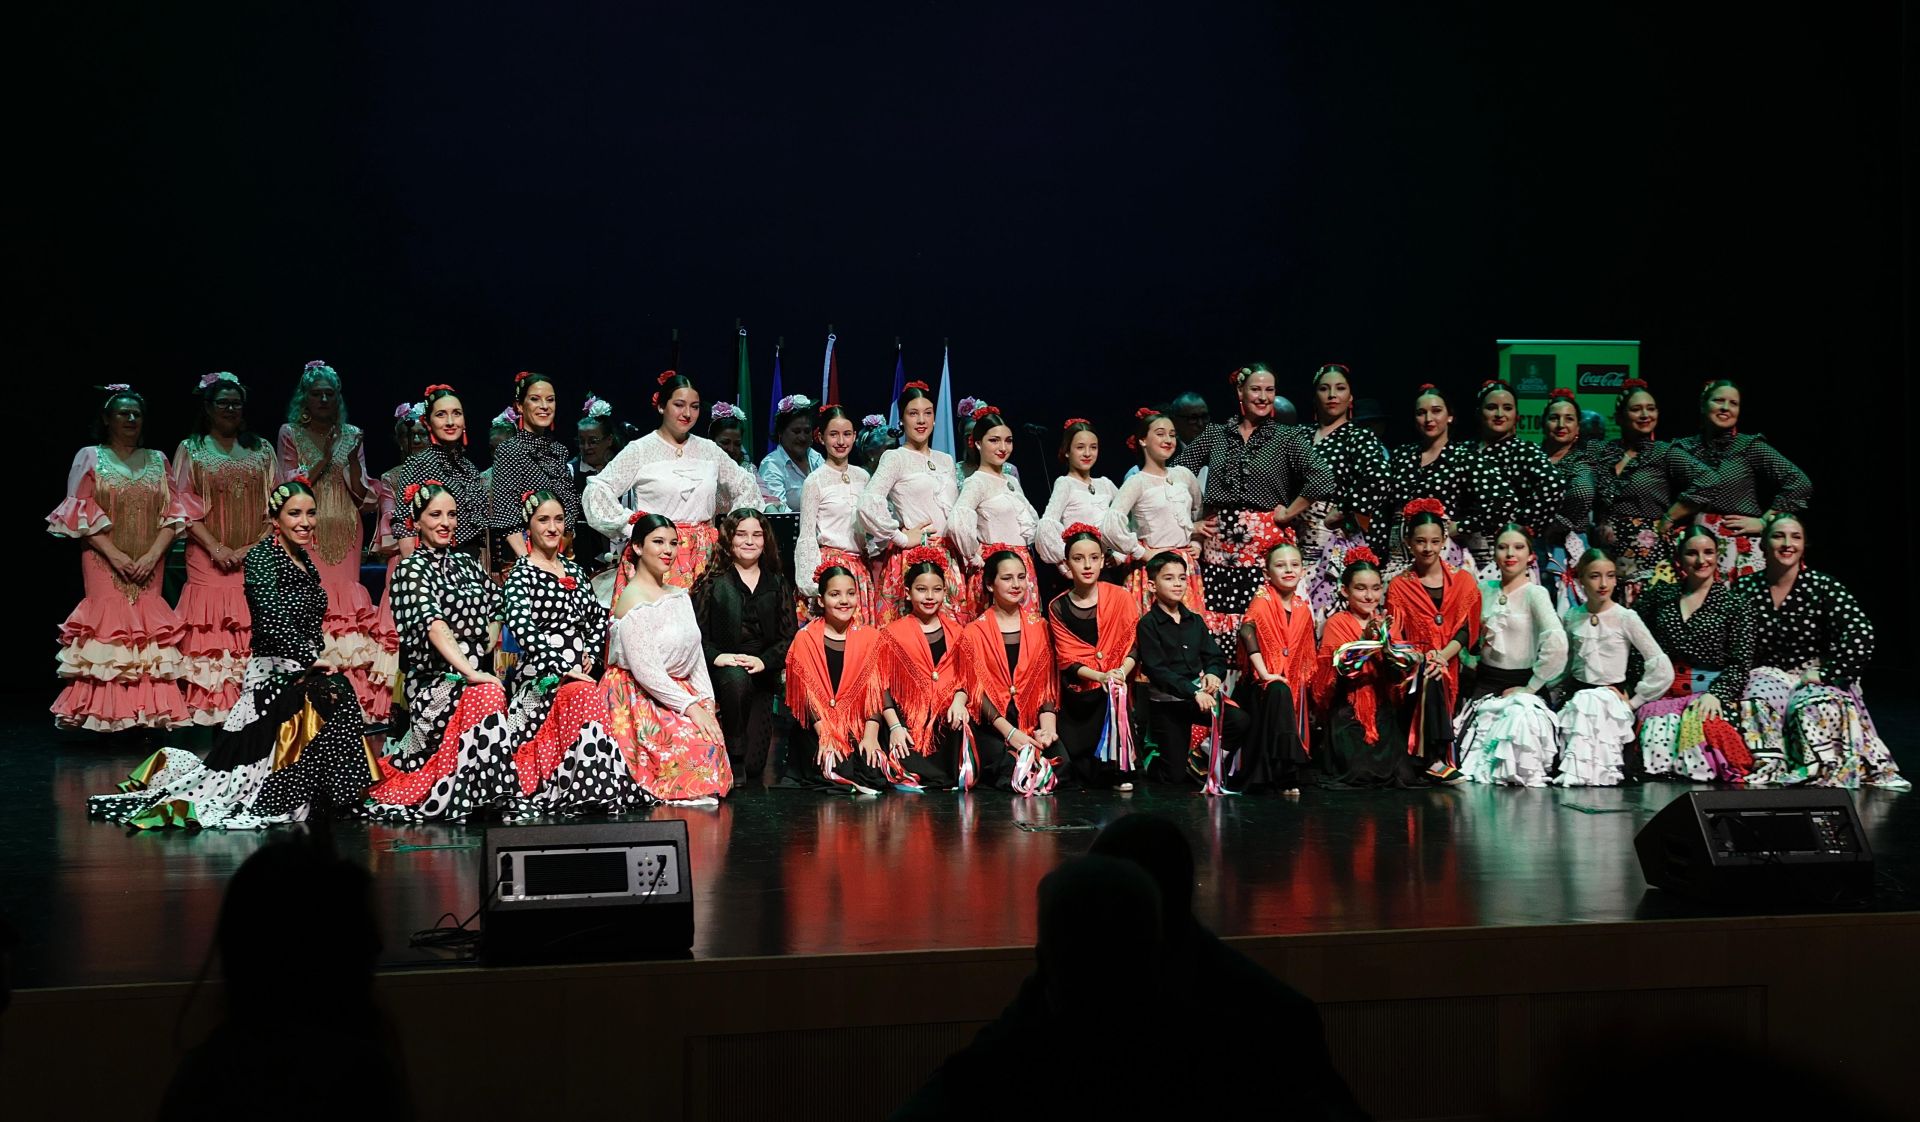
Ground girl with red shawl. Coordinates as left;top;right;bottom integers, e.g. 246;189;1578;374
1234;538;1316;793
785;562;891;795
1384;499;1478;784
878;546;971;788
1047;525;1139;789
1311;547;1430;788
962;550;1062;793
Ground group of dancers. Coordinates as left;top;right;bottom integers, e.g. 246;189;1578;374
63;358;1903;829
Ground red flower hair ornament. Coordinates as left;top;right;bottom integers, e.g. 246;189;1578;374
813;560;855;590
627;509;653;526
1344;545;1382;568
422;383;455;397
903;380;930;393
1622;377;1649;391
1060;522;1103;544
1547;387;1577;402
1402;497;1449;521
901;544;949;571
1061;417;1090;430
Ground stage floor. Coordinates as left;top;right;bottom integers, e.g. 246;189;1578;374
4;701;1916;991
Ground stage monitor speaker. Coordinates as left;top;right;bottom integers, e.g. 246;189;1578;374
1634;789;1873;905
480;819;693;966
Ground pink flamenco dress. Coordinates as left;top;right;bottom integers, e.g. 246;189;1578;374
277;423;395;722
169;436;275;726
49;446;191;731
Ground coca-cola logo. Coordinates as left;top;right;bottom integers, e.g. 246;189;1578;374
1576;364;1630;389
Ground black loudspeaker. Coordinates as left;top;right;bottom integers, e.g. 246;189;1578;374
1634;789;1873;905
480;819;694;965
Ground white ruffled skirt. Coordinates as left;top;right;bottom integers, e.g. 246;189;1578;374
1456;692;1557;787
1553;686;1634;787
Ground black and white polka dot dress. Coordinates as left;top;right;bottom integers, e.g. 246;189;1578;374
1375;440;1510;569
391;444;489;552
487;432;582;533
502;556;650;813
88;540;378;829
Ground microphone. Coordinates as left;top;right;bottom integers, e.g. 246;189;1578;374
1020;422;1050;434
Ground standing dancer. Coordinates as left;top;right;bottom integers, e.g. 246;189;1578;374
1538;388;1598;604
571;394;625;575
172;373;276;727
1047;525;1140;790
950;403;1042;624
1555;549;1673;786
277;360;389;720
1312;547;1430;788
89;479;378;828
1234;539;1317;794
1733;515;1905;789
50;385;189;732
602;512;733;802
1134;551;1247;788
962;550;1062;793
1383;500;1478;784
1105;406;1204;617
1301;364;1388;621
582;372;763;590
500;490;647;813
859;381;963;625
1175;364;1337;657
487;371;582;562
708;403;752;470
793;404;876;624
1591;379;1706;603
693;510;796;787
390;384;489;559
784;563;892;795
1471;379;1562;572
371;402;430;705
1377;384;1510;574
1675;379;1813;582
1635;526;1756;782
758;395;823;514
878;547;970;789
1034;419;1121;577
1454;526;1566;786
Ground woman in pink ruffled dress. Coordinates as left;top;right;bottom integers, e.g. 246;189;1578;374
50;385;190;732
275;360;393;722
170;373;276;726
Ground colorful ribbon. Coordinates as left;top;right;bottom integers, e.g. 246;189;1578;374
1198;699;1235;797
878;753;927;794
957;725;979;791
1093;680;1136;771
1012;744;1057;798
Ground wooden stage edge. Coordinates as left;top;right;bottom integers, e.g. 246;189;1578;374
7;911;1916;1121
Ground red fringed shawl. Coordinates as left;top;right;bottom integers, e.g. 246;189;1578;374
1047;585;1139;693
1312;610;1409;745
1242;586;1317;690
785;620;885;756
1386;565;1481;713
880;615;964;754
961;612;1058;733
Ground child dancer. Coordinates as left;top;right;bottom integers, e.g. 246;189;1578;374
784;563;891;795
961;550;1062;793
1105;407;1205;616
1555;549;1673;786
1311;547;1429;788
1134;551;1248;789
1046;524;1140;790
1454;525;1566;786
1384;499;1478;785
879;547;970;788
1234;539;1317;794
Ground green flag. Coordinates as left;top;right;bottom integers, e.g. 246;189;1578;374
735;324;753;450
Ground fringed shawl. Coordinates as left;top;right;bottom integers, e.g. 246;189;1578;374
1047;585;1139;693
880;615;964;755
785;619;885;756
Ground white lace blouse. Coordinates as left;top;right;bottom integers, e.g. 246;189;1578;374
1562;603;1674;708
949;469;1039;567
858;447;960;549
608;587;713;714
582;431;761;543
1477;580;1568;691
1102;466;1202;559
794;463;873;595
1034;475;1120;564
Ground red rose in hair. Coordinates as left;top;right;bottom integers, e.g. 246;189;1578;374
1547;387;1576;401
627;509;652;526
1061;417;1090;430
1060;522;1102;543
1623;378;1649;391
1344;545;1382;568
901;544;948;570
1402;497;1448;520
903;380;930;393
656;370;678;385
812;560;851;590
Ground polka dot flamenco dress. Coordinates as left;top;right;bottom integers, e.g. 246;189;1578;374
89;539;379;829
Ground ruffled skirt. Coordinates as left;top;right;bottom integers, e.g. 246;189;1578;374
366;681;519;820
1738;665;1907;790
602;666;733;802
510;679;652;813
312;543;395;723
1552;685;1634;787
52;551;188;732
1456;689;1557;787
174;543;249;726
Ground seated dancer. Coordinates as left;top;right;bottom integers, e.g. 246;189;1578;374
784;563;894;794
879;547;971;789
1455;525;1567;787
365;483;519;820
1312;546;1433;788
961;550;1063;794
1233;538;1317;794
1635;526;1756;782
1734;515;1905;790
500;490;648;813
603;512;733;804
1134;551;1248;790
1047;524;1140;790
90;478;378;829
1384;500;1478;785
1104;406;1205;617
1555;549;1673;787
694;509;796;786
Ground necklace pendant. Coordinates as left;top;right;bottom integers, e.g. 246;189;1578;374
1498;592;1508;606
1588;614;1600;627
1433;612;1444;626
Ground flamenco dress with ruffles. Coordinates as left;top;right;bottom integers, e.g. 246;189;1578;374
88;538;379;829
169;436;275;726
278;423;395;721
49;446;190;731
602;587;734;802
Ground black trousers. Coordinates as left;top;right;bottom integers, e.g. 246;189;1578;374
1147;697;1250;786
712;665;778;782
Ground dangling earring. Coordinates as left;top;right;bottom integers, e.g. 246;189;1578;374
299;411;310;425
460;430;468;446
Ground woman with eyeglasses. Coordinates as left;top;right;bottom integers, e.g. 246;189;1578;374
277;360;391;722
51;385;190;732
171;373;276;727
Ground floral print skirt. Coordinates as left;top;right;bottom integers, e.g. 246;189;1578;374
602;666;733;801
1739;665;1908;790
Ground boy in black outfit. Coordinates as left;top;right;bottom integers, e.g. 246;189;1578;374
1133;551;1249;785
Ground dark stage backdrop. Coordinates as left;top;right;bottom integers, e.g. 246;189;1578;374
12;2;1911;695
